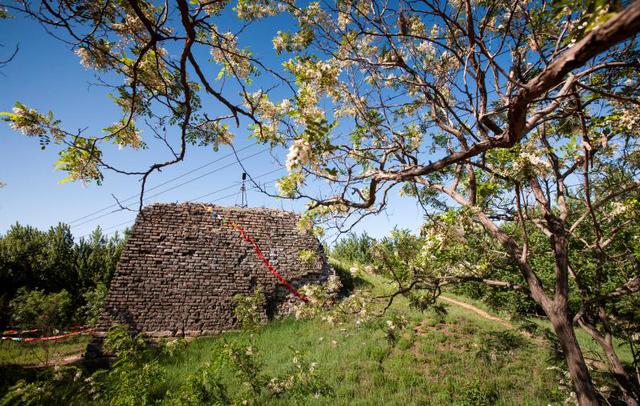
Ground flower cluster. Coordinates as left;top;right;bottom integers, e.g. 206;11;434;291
75;41;114;71
342;290;374;326
161;338;187;357
384;315;408;344
5;104;49;137
276;172;305;198
201;1;226;16
294;2;329;26
233;288;266;330
121;48;170;92
2;103;66;149
513;151;552;177
618;104;640;135
609;199;638;220
112;14;147;38
281;274;343;320
286;138;313;171
235;0;287;20
104;119;143;150
189;120;234;150
210;31;254;79
406;15;426;36
298;249;318;266
272;30;313;54
266;350;331;398
348;264;374;276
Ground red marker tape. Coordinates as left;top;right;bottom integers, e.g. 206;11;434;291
211;210;308;302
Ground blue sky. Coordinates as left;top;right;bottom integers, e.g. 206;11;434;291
0;10;425;243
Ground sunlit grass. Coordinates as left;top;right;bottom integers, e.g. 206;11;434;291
158;272;566;405
0;272;596;404
0;335;91;366
441;291;634;364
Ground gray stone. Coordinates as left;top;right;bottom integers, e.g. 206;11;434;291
96;203;329;337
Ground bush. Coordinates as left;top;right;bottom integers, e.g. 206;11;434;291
233;288;266;330
0;223;126;328
330;232;375;265
89;325;163;405
0;366;85;406
165;359;231;405
78;283;108;326
10;288;72;333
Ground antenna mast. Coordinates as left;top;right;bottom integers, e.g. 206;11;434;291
238;172;248;208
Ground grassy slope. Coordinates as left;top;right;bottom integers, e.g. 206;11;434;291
0;335;92;396
0;273;576;404
441;291;634;364
0;335;91;366
159;273;566;405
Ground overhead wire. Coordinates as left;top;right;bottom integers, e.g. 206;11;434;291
67;142;263;226
70;147;270;230
78;168;286;239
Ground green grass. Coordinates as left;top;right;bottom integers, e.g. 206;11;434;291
156;272;567;405
0;335;93;396
0;273;595;404
0;335;91;366
440;291;634;364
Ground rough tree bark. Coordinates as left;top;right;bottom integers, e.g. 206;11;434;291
579;310;640;405
547;304;599;405
441;188;602;404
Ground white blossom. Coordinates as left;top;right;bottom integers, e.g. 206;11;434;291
610;202;628;217
286;138;313;171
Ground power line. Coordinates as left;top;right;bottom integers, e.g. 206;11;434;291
70;147;270;230
68;142;262;226
88;218;135;236
78;169;285;238
187;167;283;202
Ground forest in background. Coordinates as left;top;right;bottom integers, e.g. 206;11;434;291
0;224;127;330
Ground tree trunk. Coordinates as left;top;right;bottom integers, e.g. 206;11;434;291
602;340;639;406
576;306;640;404
587;320;639;405
548;310;599;406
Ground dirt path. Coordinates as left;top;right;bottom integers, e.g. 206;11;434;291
435;296;615;371
21;352;85;369
439;295;513;329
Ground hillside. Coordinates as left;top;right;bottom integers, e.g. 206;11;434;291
1;271;578;405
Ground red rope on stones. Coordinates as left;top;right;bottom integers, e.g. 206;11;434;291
208;208;308;303
22;328;95;342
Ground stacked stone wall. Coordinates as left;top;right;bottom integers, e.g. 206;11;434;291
96;203;329;337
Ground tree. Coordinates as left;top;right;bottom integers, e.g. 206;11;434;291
2;0;640;404
75;227;127;289
254;2;640;405
10;288;72;334
10;288;73;365
1;223;80;299
0;0;281;210
331;232;376;265
0;223;126;325
0;223;50;300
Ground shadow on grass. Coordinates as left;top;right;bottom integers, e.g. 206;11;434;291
0;352;111;397
331;259;373;295
0;364;38;395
